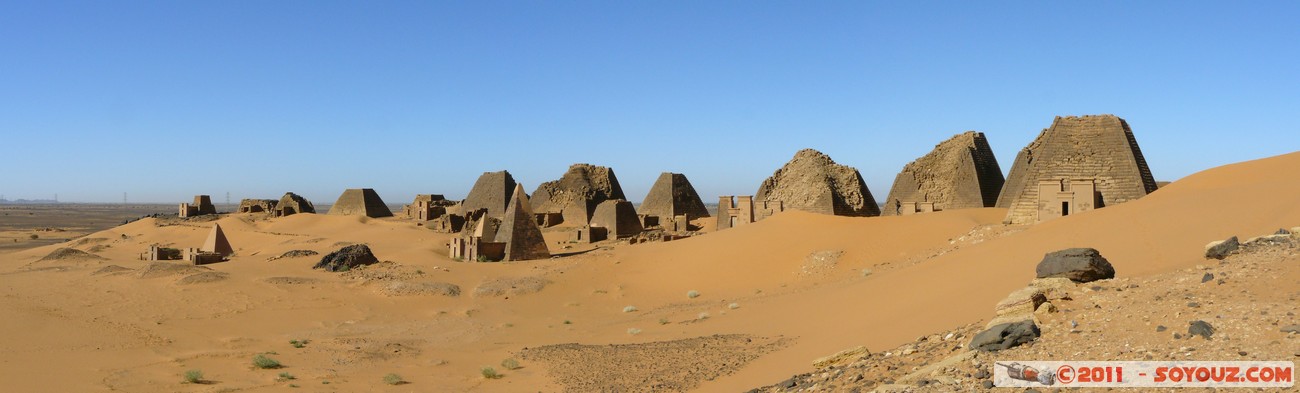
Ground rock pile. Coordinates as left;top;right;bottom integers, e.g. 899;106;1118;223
314;244;379;272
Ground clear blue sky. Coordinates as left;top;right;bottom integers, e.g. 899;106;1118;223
3;1;1297;204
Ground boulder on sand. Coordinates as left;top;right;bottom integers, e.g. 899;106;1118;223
1204;236;1239;260
314;244;379;272
969;321;1039;351
1035;248;1115;283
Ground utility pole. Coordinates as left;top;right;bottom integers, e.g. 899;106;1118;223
123;192;128;206
226;192;231;208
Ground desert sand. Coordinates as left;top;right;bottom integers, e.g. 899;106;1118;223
2;152;1299;392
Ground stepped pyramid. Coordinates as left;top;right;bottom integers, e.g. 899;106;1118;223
883;131;1004;215
639;172;710;219
756;149;880;216
327;188;393;218
495;184;551;261
463;170;518;217
997;115;1158;224
201;223;233;257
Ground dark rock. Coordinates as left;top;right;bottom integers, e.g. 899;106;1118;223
1156;325;1167;332
1187;302;1200;308
1205;236;1239;260
1238;351;1248;356
780;378;797;388
1173;333;1182;339
1035;248;1115;283
974;369;990;379
1201;273;1214;283
313;244;379;272
1188;320;1215;339
1280;325;1300;334
1275;228;1291;235
982;380;994;389
970;321;1040;351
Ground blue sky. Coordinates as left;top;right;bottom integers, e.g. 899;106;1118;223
2;1;1297;204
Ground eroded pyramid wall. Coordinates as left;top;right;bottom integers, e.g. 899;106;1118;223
883;131;1004;215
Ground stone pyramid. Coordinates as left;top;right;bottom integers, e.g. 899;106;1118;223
276;192;315;216
494;184;551;261
996;114;1158;224
327;188;393;218
590;199;643;239
531;164;626;225
639;172;710;219
201;223;233;257
463;170;518;217
756;149;880;217
883;131;1004;215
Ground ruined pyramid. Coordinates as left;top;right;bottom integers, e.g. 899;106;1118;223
639;172;710;220
327;188;393;218
463;170;518;217
495;184;551;261
276;192;315;216
756;149;880;217
531;164;626;225
883;131;1004;215
590;199;643;239
996;114;1158;224
201;223;233;257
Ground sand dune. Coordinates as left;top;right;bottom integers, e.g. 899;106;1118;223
1;152;1298;391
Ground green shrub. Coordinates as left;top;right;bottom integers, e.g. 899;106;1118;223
383;373;405;385
687;290;700;298
253;354;282;369
182;369;203;384
501;358;521;370
622;305;637;313
278;372;296;380
481;367;501;379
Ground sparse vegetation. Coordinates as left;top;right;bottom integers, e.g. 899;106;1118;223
278;372;296;381
622;305;637;313
563;319;572;324
383;373;405;385
697;312;710;320
29;234;38;240
182;369;204;384
659;318;670;325
481;366;502;379
289;339;308;348
687;290;700;298
253;354;282;369
627;327;642;335
501;358;521;370
728;302;740;309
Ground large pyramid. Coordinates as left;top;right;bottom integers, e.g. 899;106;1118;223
531;164;626;225
883;131;1004;215
463;171;518;217
495;184;551;261
639;172;710;220
327;188;393;218
997;114;1158;224
755;149;880;217
201;223;233;257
